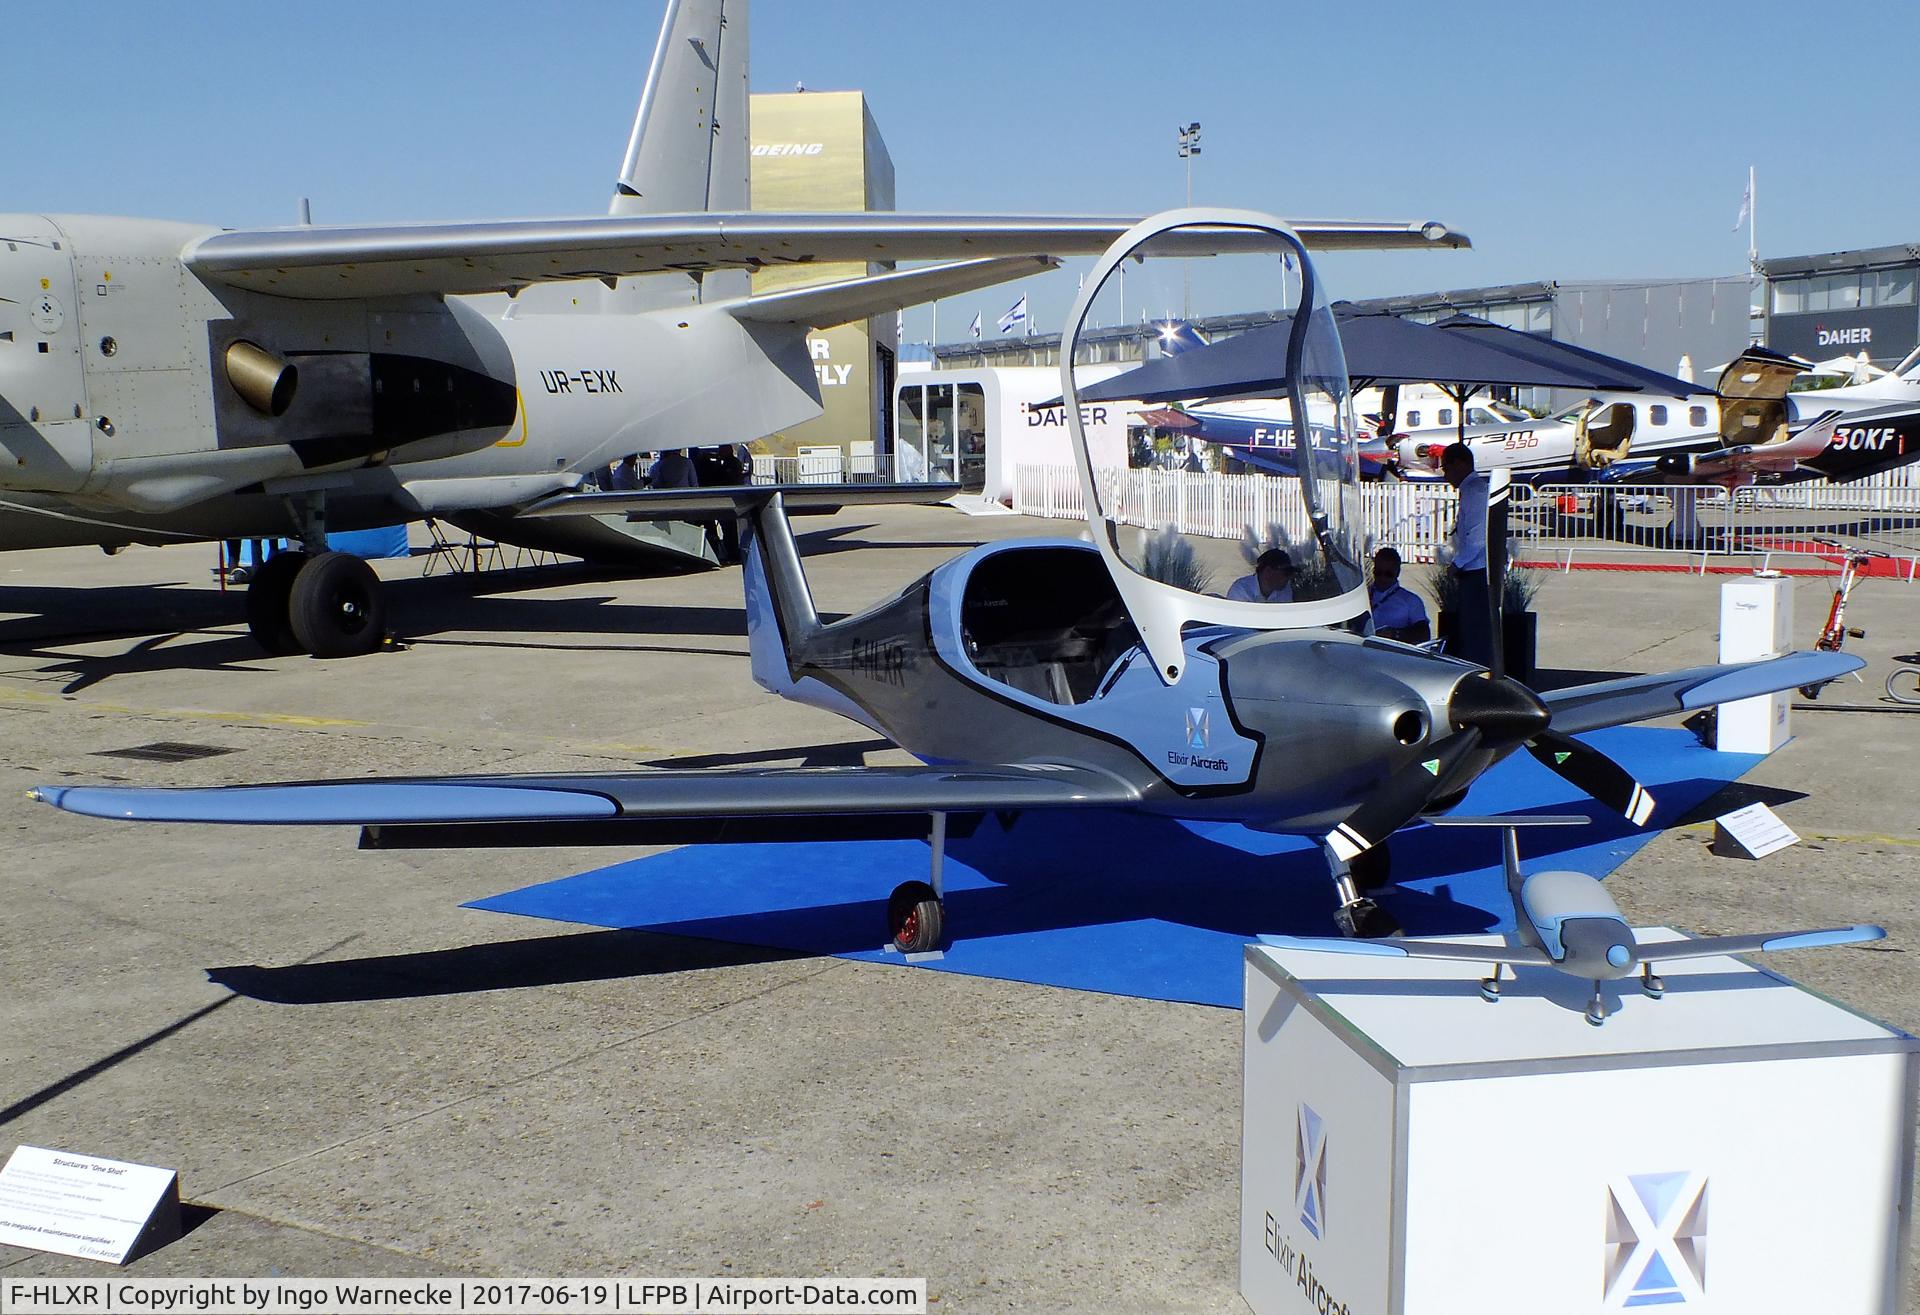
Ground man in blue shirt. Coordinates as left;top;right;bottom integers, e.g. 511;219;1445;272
1442;443;1495;667
1368;547;1430;643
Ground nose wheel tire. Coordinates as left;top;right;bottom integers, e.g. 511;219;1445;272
887;880;945;954
288;551;387;658
244;551;310;655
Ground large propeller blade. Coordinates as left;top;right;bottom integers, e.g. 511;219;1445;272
1325;461;1655;872
1328;727;1482;862
1485;466;1510;681
1526;731;1655;825
1325;671;1548;861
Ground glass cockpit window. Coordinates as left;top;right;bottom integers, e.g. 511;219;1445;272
1061;212;1368;665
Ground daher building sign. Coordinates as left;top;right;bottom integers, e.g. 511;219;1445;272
1768;303;1917;363
1763;242;1920;366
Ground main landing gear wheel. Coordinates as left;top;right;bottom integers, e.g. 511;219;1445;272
288;551;387;658
244;550;309;656
1333;897;1402;939
887;880;945;954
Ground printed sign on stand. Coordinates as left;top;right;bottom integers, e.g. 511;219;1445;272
0;1146;180;1264
1712;801;1800;859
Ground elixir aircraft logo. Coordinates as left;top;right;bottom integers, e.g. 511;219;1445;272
1294;1103;1327;1240
1604;1170;1707;1307
1186;707;1210;751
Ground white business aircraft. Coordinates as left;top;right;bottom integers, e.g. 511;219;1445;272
0;0;1466;656
1391;345;1920;489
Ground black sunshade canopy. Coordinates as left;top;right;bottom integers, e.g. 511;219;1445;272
1069;307;1708;406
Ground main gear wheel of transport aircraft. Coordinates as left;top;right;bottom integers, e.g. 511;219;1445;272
245;550;387;658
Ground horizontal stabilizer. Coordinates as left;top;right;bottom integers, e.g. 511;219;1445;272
1258;934;1553;967
517;481;959;521
727;257;1060;329
182;213;1468;300
1544;650;1865;736
31;762;1138;827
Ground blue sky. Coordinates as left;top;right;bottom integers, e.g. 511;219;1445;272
9;1;1915;344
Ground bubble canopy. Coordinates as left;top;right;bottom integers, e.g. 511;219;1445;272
1060;209;1368;685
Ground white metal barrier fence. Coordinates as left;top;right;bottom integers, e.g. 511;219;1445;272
1009;464;1920;573
752;453;883;484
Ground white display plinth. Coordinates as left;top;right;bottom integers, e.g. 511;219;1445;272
1718;574;1795;752
1242;932;1917;1315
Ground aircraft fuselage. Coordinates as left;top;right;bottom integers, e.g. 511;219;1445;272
757;535;1485;833
0;214;822;548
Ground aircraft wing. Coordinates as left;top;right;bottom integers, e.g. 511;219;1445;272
1258;935;1552;966
1631;926;1885;961
182;212;1469;301
1542;651;1864;736
29;762;1139;827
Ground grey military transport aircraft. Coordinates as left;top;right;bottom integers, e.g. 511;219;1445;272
31;212;1862;949
0;0;1465;657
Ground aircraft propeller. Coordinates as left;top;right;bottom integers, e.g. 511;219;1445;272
1327;467;1656;866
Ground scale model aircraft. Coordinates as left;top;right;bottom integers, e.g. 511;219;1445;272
1262;821;1885;1025
29;212;1861;949
1;0;1465;658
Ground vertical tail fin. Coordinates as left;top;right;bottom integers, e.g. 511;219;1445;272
611;0;749;217
608;0;750;307
739;493;821;693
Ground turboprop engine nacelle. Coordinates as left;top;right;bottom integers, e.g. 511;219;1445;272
0;214;526;513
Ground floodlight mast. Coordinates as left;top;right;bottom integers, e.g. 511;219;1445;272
1176;122;1202;316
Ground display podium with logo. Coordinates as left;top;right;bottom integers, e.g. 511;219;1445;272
1242;938;1917;1314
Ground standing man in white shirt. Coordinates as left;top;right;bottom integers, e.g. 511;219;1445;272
1227;550;1295;603
1441;443;1495;667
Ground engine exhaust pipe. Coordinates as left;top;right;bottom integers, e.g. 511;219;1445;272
225;340;298;416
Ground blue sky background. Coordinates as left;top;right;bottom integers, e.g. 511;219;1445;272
8;2;1915;344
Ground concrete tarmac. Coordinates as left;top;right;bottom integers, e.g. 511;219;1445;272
1;507;1915;1312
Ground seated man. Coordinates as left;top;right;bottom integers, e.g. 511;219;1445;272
1226;549;1294;603
1368;546;1431;644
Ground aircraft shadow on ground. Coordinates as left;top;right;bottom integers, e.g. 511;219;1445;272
207;929;804;1005
204;750;1753;1007
0;580;242;649
0;572;773;688
792;522;991;558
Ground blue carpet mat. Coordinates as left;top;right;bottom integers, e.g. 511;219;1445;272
469;726;1760;1008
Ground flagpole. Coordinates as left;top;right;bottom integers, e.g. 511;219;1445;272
1748;165;1758;272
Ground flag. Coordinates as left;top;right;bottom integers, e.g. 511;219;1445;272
1733;174;1751;232
969;311;981;340
997;295;1027;335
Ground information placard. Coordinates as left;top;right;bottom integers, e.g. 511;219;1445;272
0;1145;179;1264
1712;801;1800;860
